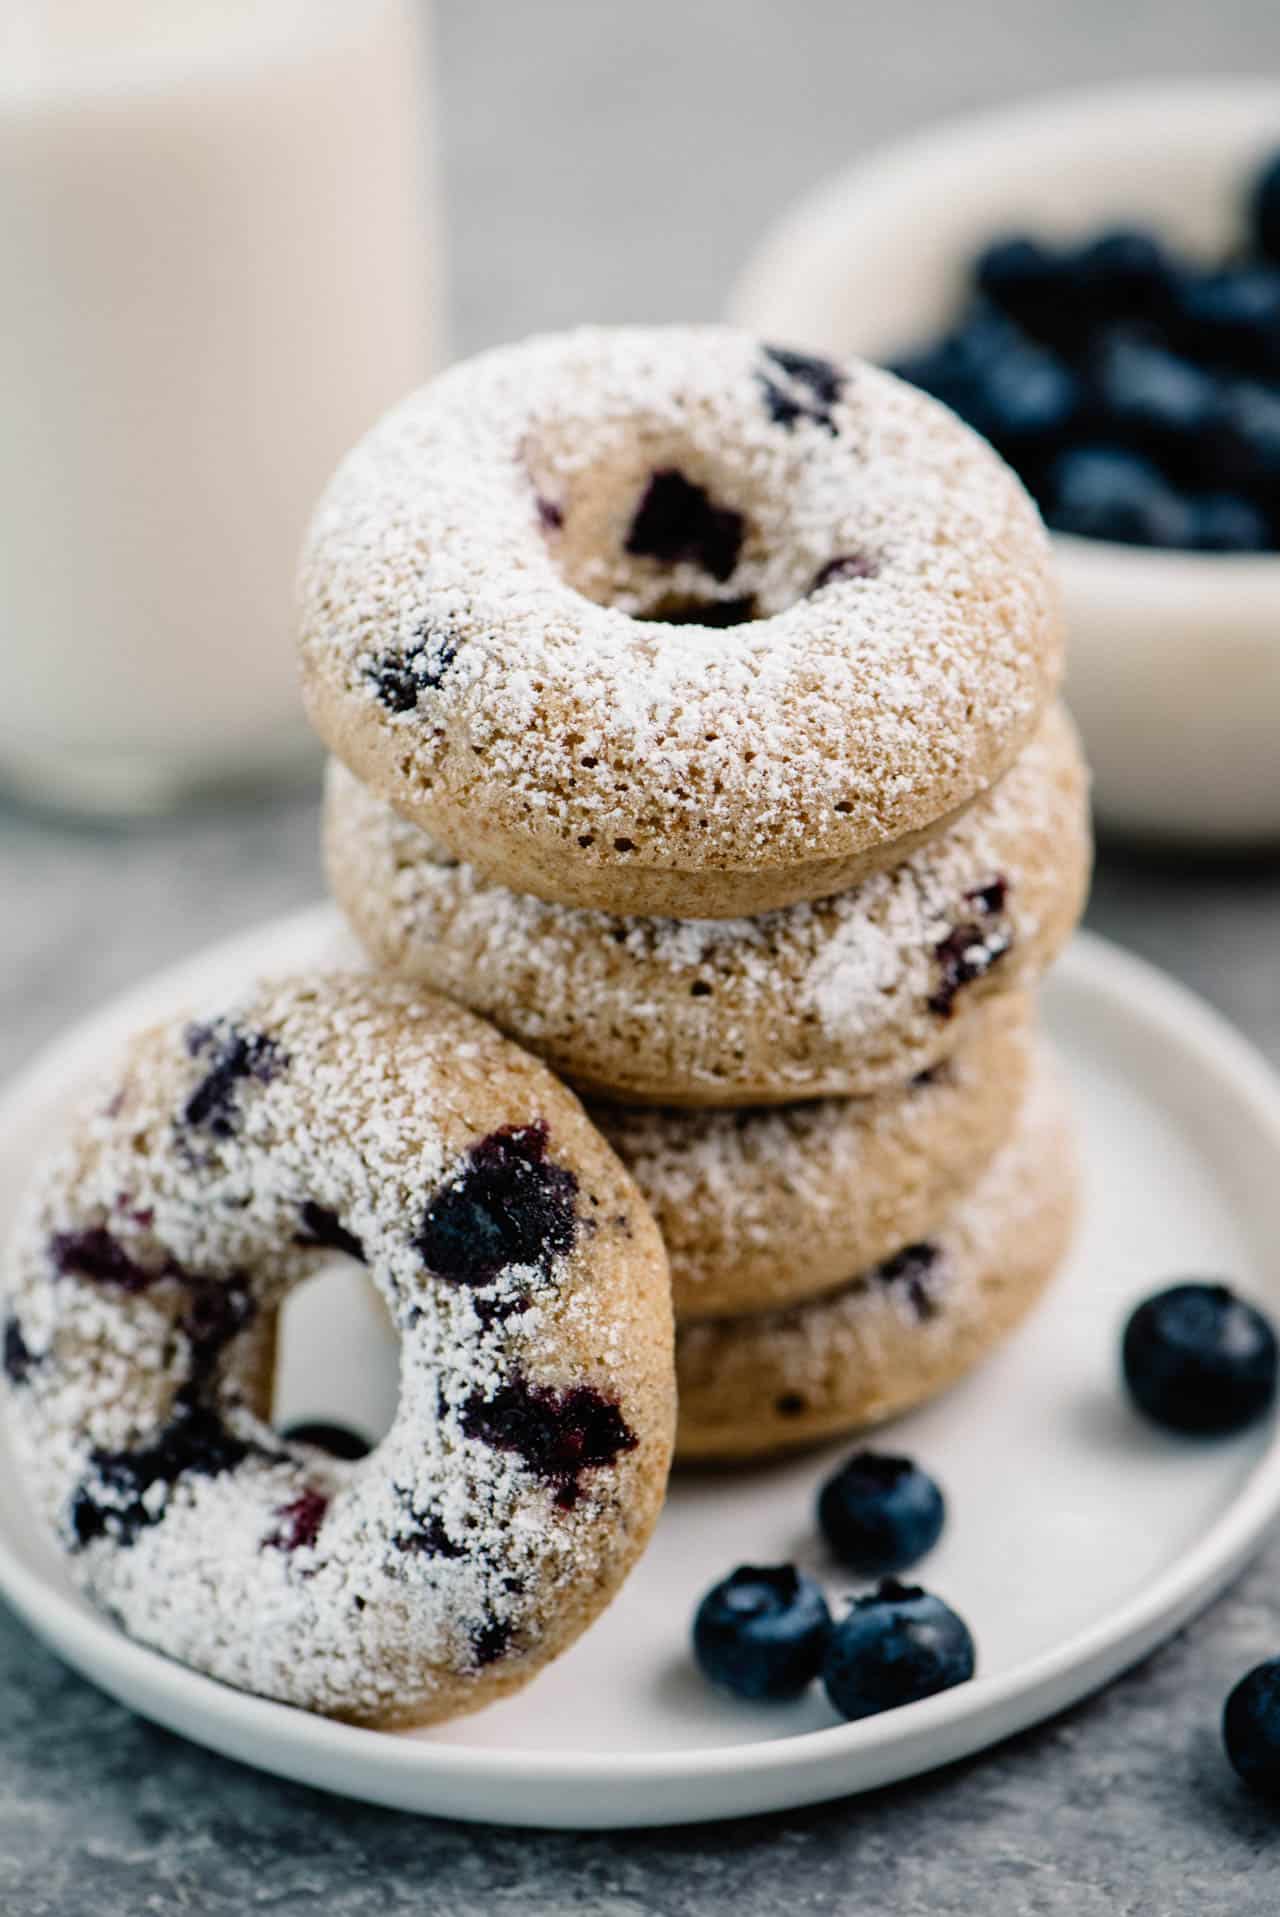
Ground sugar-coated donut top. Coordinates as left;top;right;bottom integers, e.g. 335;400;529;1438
324;702;1088;1105
4;975;671;1723
299;325;1062;875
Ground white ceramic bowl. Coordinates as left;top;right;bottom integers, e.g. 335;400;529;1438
731;82;1280;846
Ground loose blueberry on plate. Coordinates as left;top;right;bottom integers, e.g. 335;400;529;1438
280;1420;373;1461
1224;1657;1280;1799
822;1579;976;1722
1253;149;1280;265
1122;1282;1279;1436
692;1564;832;1702
817;1451;946;1577
1044;446;1194;548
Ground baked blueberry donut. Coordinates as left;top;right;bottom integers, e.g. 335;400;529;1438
326;702;1088;1106
595;996;1032;1321
3;976;674;1726
675;1054;1075;1461
300;325;1062;918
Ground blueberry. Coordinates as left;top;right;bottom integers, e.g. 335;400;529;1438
1188;491;1273;553
1044;446;1194;547
1173;267;1280;378
962;342;1082;469
692;1564;832;1702
1250;149;1280;264
1092;336;1218;470
415;1122;578;1286
1072;227;1177;329
817;1451;946;1576
889;302;1023;410
822;1579;976;1722
974;235;1075;347
461;1376;636;1510
1211;382;1280;499
280;1420;373;1461
1224;1658;1280;1798
1122;1282;1278;1435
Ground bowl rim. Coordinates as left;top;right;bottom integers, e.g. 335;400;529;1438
730;76;1280;591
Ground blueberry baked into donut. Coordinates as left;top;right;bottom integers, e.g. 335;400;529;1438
3;976;674;1725
299;325;1063;918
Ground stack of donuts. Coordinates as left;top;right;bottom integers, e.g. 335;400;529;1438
4;326;1090;1728
307;325;1091;1463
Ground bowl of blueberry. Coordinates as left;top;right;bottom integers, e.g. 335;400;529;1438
731;82;1280;846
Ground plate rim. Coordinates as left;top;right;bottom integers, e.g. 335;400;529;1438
1;907;1279;1821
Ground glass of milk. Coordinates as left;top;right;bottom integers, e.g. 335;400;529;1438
0;1;437;813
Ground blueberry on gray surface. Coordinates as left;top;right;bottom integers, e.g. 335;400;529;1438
280;1420;373;1461
1122;1282;1278;1435
1224;1657;1280;1799
415;1122;578;1286
822;1579;976;1722
817;1451;946;1576
625;469;745;581
692;1564;832;1702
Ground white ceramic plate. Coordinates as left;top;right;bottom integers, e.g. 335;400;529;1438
0;907;1278;1829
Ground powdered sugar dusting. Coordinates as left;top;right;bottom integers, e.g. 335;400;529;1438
325;703;1089;1104
675;1051;1074;1421
299;325;1061;876
3;975;669;1724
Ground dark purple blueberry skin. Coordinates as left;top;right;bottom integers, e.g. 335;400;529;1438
182;1023;283;1138
871;1243;943;1322
1224;1657;1280;1798
625;469;745;582
817;1452;947;1576
295;1204;366;1264
415;1123;578;1286
1122;1283;1278;1436
693;1565;832;1702
364;630;457;713
3;1317;36;1385
460;1375;636;1510
822;1580;976;1722
264;1489;329;1553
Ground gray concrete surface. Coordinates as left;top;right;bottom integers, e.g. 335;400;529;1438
3;3;1280;1909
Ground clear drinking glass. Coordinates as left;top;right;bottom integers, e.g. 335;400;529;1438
0;0;438;813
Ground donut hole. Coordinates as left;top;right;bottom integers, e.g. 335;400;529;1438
272;1261;399;1453
526;427;836;627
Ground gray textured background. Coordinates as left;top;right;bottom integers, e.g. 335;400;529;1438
3;3;1280;1910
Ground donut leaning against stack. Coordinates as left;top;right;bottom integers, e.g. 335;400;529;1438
306;323;1090;1463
